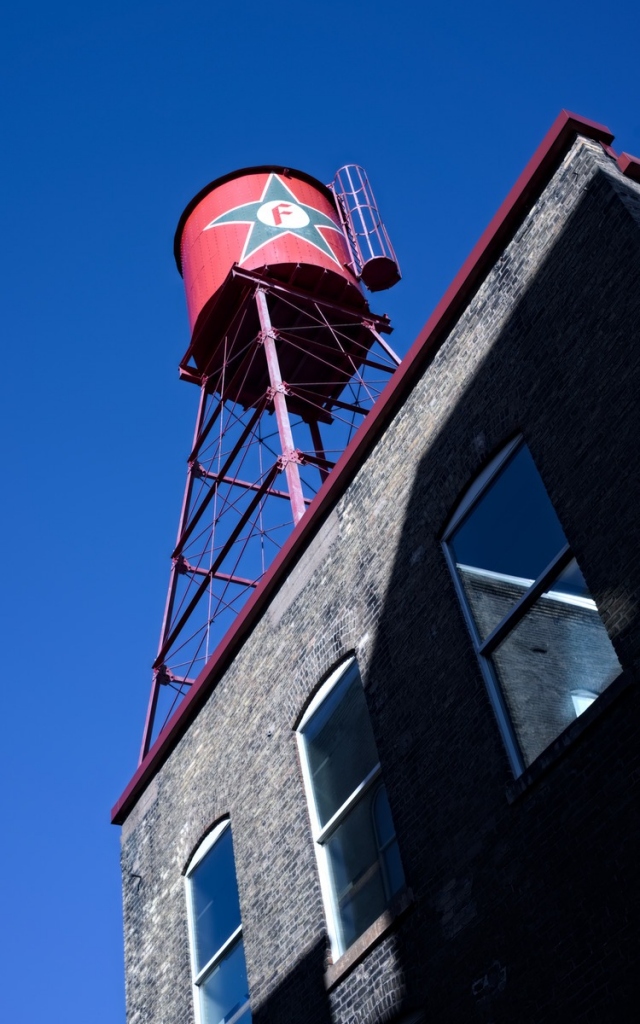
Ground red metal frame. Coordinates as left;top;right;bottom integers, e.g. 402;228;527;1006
115;111;631;824
139;271;400;760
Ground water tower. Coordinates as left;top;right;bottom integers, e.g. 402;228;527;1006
140;164;401;760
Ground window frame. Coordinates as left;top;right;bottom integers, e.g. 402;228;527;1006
296;657;401;959
441;435;619;777
184;819;250;1024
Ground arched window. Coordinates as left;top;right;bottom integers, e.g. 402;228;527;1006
297;658;405;958
185;820;251;1024
442;437;621;774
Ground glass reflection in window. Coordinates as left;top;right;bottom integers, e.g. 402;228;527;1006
298;659;405;957
444;438;621;772
186;822;251;1024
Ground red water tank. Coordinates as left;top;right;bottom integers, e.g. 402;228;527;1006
175;166;362;336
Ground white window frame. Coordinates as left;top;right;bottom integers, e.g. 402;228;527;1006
297;658;386;958
184;819;250;1024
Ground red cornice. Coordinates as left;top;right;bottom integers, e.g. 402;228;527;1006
617;151;640;183
112;110;617;826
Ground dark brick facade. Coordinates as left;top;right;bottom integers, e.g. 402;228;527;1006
117;133;640;1023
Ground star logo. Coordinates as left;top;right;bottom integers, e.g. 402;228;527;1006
203;173;343;266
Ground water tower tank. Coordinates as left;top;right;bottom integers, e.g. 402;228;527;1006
176;166;364;327
174;166;373;412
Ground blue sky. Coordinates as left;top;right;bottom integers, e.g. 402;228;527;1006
1;2;639;1020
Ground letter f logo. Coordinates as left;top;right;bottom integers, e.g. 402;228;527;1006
271;203;293;226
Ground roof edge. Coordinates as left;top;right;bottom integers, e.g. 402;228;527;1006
617;151;640;183
112;110;614;826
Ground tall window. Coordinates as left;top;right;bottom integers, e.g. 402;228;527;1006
297;659;405;958
185;821;251;1024
442;436;622;774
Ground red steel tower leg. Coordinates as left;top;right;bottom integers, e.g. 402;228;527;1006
139;380;211;763
255;288;306;525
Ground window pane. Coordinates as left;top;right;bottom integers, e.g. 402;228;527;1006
325;784;404;953
303;663;380;827
191;827;242;973
372;785;395;847
571;691;597;716
456;564;530;642
546;558;590;600
198;937;250;1024
491;585;621;766
372;787;405;900
450;445;568;639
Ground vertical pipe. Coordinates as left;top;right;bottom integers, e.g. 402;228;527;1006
140;673;160;763
309;419;330;486
255;288;306;524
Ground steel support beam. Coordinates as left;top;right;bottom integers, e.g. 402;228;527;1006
255;288;306;525
309;419;330;485
174;401;266;558
154;381;210;702
179;558;258;589
195;466;312;504
233;266;393;332
367;324;402;366
154;462;280;669
140;673;161;762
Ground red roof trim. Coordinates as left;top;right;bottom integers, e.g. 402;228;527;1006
111;110;615;826
617;152;640;183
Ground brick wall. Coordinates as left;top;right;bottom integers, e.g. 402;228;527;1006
119;136;640;1023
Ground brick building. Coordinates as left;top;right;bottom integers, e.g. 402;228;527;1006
112;112;640;1023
